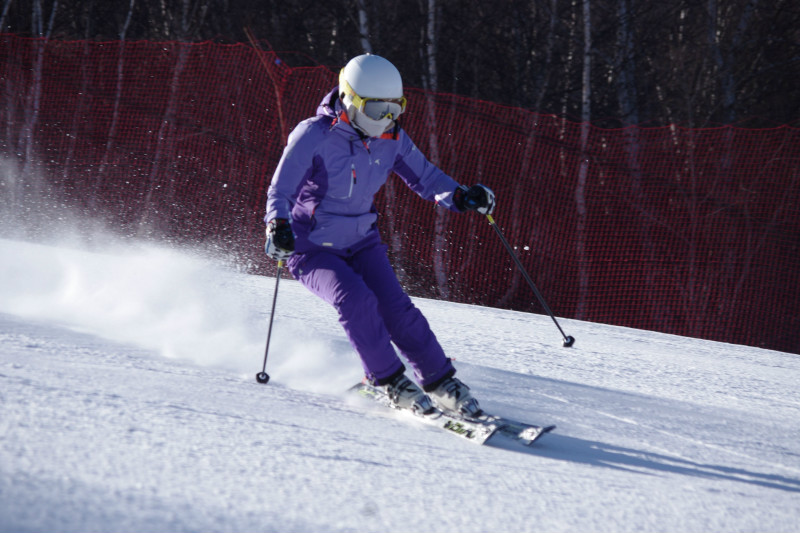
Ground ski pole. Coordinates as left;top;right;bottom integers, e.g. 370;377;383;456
256;258;285;384
486;214;575;347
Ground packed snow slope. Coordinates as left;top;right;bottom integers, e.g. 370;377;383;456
1;237;799;533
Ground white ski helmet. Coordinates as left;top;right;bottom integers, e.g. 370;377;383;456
339;54;407;137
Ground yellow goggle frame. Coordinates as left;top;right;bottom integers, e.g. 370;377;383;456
339;76;407;120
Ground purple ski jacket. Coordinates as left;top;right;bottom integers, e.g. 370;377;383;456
265;87;463;255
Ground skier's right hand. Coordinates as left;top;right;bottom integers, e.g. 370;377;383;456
265;218;295;261
455;184;496;215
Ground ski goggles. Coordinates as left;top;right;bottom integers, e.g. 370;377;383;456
340;77;407;121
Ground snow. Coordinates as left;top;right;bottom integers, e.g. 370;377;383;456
1;236;799;533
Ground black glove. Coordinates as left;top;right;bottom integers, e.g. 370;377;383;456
454;184;496;215
265;218;295;260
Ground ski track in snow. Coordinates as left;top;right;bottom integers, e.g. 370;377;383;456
1;237;799;533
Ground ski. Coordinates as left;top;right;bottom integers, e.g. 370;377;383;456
349;382;555;446
349;381;499;444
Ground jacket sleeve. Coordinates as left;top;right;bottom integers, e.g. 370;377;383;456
391;133;463;212
264;120;319;223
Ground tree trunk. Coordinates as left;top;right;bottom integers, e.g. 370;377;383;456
420;0;449;299
0;0;13;29
617;0;663;329
533;0;559;114
61;3;93;183
356;0;373;54
574;0;591;320
94;0;135;206
18;0;58;211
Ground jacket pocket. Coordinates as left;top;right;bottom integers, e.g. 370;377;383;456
325;159;356;199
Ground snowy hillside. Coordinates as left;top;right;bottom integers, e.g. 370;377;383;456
1;237;799;533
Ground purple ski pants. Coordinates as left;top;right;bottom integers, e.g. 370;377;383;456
287;242;454;386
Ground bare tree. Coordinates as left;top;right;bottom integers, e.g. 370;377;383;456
574;0;591;320
355;0;373;54
140;0;208;233
17;0;59;206
418;0;452;300
533;0;560;115
0;0;12;30
94;0;136;205
61;1;94;183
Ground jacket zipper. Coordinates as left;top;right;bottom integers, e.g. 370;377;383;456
349;163;356;197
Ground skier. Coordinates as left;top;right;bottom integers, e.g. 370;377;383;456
264;54;495;417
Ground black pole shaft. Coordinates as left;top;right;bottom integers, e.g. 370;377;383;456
487;215;575;347
256;259;285;383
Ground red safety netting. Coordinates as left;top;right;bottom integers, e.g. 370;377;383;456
2;34;798;354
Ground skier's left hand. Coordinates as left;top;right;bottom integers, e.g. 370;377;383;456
455;184;496;215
